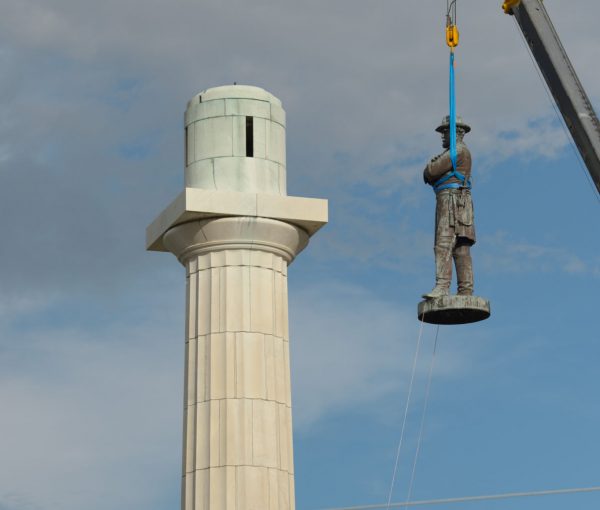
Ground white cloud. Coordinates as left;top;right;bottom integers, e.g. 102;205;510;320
289;281;472;430
0;302;183;510
0;292;58;318
480;230;595;276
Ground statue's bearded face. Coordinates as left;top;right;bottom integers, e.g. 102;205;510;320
441;130;450;148
441;128;466;149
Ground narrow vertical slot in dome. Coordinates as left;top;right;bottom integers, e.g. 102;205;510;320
246;116;254;157
185;127;189;166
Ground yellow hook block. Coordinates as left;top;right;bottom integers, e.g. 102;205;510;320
446;24;459;48
502;0;521;14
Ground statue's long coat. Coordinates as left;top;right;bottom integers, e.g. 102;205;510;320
424;143;476;244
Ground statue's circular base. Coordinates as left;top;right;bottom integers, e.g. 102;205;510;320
418;295;491;325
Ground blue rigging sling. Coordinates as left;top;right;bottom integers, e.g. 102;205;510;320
433;51;472;193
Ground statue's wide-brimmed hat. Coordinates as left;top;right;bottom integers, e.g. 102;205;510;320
435;115;471;133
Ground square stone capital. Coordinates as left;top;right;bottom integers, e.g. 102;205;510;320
147;188;328;252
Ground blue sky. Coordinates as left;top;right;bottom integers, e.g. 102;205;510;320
1;1;599;509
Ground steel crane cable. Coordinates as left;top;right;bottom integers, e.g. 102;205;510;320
446;0;457;26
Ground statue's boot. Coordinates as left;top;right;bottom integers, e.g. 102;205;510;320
422;238;453;299
455;243;474;296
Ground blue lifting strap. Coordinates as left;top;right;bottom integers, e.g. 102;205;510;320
450;51;457;171
432;51;471;194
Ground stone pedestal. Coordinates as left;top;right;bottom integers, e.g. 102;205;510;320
417;295;491;325
147;85;327;510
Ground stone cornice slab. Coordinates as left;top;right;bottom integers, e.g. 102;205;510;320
147;188;328;252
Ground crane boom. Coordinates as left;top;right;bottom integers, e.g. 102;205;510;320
509;0;600;194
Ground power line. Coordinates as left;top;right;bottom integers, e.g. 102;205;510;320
320;485;600;510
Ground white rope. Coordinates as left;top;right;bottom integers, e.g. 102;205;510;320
321;485;600;510
405;325;440;505
385;315;426;510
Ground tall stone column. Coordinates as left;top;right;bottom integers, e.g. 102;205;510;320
147;85;328;510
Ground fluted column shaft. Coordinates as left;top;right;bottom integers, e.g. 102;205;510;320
163;217;308;510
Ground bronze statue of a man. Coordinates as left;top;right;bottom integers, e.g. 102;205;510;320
422;116;475;299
